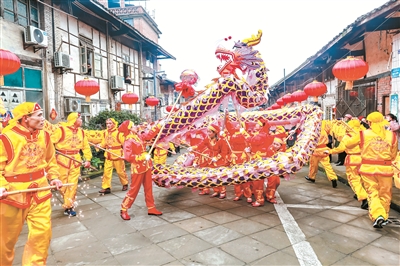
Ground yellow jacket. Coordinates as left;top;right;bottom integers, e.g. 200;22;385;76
51;125;92;169
100;129;125;160
346;129;397;177
330;134;361;166
0;124;60;208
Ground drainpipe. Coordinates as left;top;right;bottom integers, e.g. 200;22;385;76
106;21;113;110
138;41;143;118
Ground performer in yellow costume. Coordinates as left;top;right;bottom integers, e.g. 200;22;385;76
98;118;129;194
51;112;92;216
305;120;338;187
346;112;398;228
324;120;368;209
154;141;176;164
0;102;63;265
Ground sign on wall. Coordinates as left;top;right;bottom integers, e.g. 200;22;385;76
390;93;399;118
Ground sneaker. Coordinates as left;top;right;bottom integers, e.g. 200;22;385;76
304;176;315;183
360;199;368;210
148;208;162;216
332;180;337;188
373;216;385;228
99;188;111;194
122;185;128;191
120;210;131;220
64;208;76;216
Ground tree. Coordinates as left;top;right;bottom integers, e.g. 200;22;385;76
84;110;142;130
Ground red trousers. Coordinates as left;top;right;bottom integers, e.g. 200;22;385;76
121;169;155;210
252;175;280;203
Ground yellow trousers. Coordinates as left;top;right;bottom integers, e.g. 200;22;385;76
0;199;52;265
346;165;367;201
154;154;168;165
360;174;392;221
101;159;128;189
308;155;337;181
59;165;80;209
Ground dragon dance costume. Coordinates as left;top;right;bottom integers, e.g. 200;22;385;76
0;103;61;265
119;120;162;220
346;112;398;228
51;112;92;212
305;120;338;187
328;120;368;208
99;118;128;192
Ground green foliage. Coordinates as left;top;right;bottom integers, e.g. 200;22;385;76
83;110;142;130
90;157;103;169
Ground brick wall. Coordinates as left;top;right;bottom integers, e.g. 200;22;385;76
377;75;392;113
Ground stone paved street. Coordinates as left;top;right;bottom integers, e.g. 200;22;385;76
12;156;400;265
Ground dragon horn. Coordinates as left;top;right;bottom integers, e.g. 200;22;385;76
242;30;263;47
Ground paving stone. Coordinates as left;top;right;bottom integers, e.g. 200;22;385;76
103;232;153;256
140;223;189;243
224;218;268;235
158;235;213;259
331;224;382;243
181;247;245;265
114;244;176;265
174;217;218;233
202;211;242;224
251;228;292;250
352;245;400;265
193;225;243;245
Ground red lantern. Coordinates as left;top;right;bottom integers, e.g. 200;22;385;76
166;105;179;112
349;91;358;99
74;77;100;102
49;108;58;120
282;93;294;105
332;56;369;90
0;49;21;86
146;96;159;107
291;90;308;103
304;80;327;102
276;98;284;106
122;92;139;109
271;103;281;110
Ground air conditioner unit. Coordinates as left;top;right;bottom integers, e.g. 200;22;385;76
65;98;81;112
24;25;48;48
54;52;71;68
111;75;125;90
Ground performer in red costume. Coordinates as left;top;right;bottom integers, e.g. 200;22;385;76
118;120;162;220
225;116;252;202
190;123;231;199
0;102;63;265
247;118;274;206
264;137;284;204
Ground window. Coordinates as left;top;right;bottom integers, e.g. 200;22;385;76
3;67;42;89
93;53;102;78
123;63;131;83
2;0;39;27
79;38;94;75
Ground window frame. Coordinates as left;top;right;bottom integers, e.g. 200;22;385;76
1;0;39;27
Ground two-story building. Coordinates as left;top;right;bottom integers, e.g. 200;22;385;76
0;0;176;125
270;0;400;120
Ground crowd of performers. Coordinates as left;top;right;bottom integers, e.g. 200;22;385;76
0;101;400;264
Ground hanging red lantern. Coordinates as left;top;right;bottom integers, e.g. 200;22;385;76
74;77;100;102
291;90;308;103
145;96;159;107
276;98;284;106
271;103;281;110
0;49;21;86
282;93;294;105
304;80;327;102
332;56;369;90
122;92;139;109
166;105;179;112
349;91;358;99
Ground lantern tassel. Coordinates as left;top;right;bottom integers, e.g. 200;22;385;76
0;76;4;86
85;96;91;102
312;96;318;102
129;104;132;109
345;81;353;90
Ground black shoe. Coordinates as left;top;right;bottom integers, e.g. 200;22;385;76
353;194;358;200
64;208;77;216
99;188;111;194
373;216;385;228
305;176;315;183
361;199;368;210
332;180;337;188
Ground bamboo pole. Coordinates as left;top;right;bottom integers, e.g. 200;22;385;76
7;183;75;195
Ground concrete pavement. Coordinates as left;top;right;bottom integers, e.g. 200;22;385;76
12;156;400;265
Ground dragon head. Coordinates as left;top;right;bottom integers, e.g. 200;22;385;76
215;30;263;80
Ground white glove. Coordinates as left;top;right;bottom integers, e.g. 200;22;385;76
211;157;217;162
219;131;225;137
0;188;8;200
50;179;63;190
239;128;245;134
192;163;198;167
158;120;165;127
145;154;151;161
289;130;296;135
244;147;251;153
187;147;193;152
